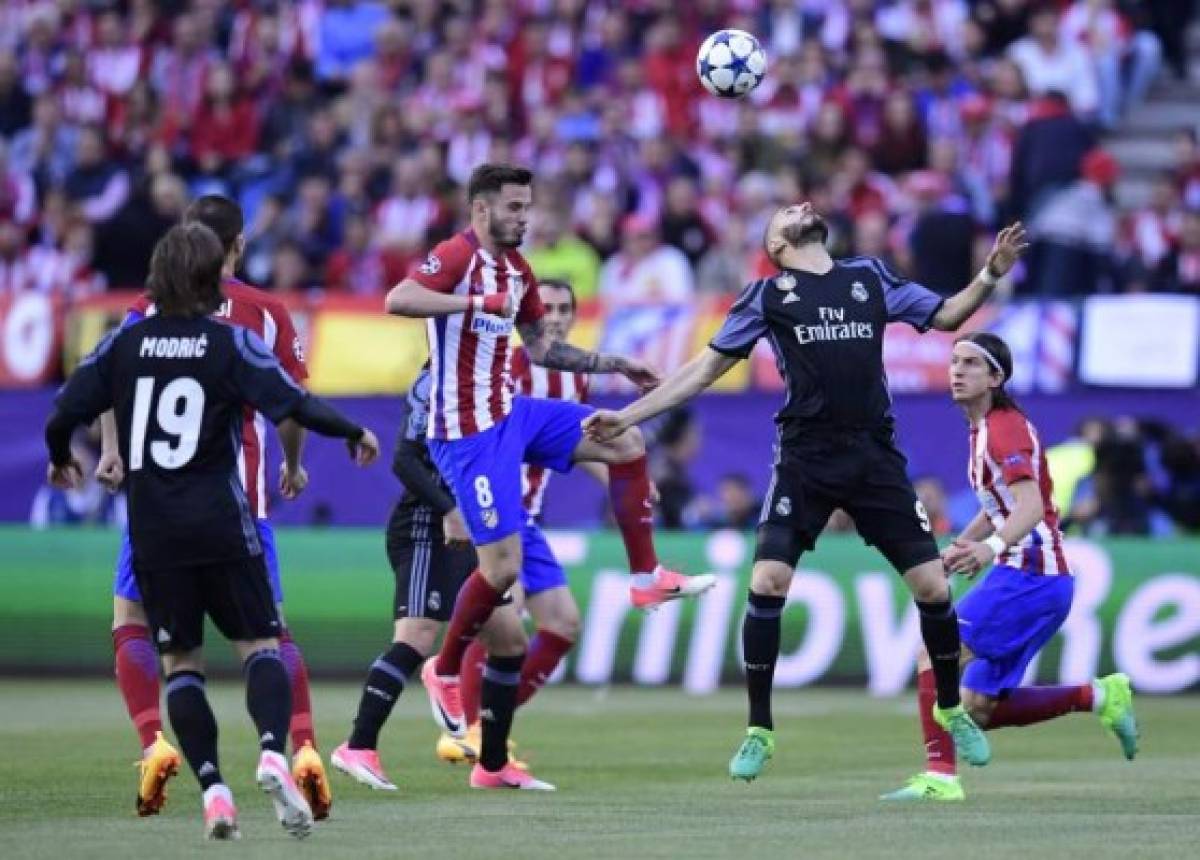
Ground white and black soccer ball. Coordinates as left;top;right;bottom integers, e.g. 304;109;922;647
696;29;768;99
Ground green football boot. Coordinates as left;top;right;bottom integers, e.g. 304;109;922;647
933;704;991;766
729;727;774;782
880;772;966;802
1096;673;1139;760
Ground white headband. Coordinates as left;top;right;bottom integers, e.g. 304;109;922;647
959;340;1006;379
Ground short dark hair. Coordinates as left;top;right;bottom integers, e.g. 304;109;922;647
955;331;1021;413
182;195;243;257
538;278;576;311
147;223;225;317
467;164;533;203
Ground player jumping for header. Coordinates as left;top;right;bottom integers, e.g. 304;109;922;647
586;203;1028;781
385;164;714;790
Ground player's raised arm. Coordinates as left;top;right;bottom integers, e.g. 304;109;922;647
930;223;1028;331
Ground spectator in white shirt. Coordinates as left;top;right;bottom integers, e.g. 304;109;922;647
1008;4;1099;118
1059;0;1161;128
599;214;694;308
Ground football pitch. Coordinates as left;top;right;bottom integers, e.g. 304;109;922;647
2;681;1196;859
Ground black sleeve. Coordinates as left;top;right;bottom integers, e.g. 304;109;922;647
291;395;365;441
46;330;118;465
392;437;456;516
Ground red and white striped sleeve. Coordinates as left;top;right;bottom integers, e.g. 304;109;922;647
410;234;474;294
986;409;1037;485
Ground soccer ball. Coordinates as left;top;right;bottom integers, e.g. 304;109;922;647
696;29;768;99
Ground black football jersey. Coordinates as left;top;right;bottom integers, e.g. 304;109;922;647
709;256;944;437
53;315;307;569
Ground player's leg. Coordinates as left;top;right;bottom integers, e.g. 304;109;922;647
516;522;578;709
138;560;236;839
956;569;1138;758
257;519;330;819
848;438;990;766
208;556;311;839
426;422;525;688
114;588;183;816
729;456;829;782
469;603;552;790
113;541;162;751
879;647;966;802
527;394;713;607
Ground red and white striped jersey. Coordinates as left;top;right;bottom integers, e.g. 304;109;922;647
968;407;1071;576
129;277;307;519
510;346;590;519
412;229;545;440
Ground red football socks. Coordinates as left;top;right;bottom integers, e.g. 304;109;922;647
517;630;574;707
435;571;504;676
608;456;659;574
917;669;957;775
459;639;487;725
113;624;162;750
987;684;1093;728
279;629;316;750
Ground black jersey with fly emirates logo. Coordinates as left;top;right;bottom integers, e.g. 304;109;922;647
52;315;308;569
709;256;944;437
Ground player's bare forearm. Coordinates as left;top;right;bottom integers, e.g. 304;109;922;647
384;279;470;318
957;510;995;543
519;320;620;373
993;479;1045;547
277;418;306;472
931;274;996;331
619;348;738;427
932;222;1027;331
99;410;118;456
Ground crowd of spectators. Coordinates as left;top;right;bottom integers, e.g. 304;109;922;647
1;0;1198;305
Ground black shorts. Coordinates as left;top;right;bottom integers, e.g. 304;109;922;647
133;554;281;654
756;429;940;574
386;506;478;621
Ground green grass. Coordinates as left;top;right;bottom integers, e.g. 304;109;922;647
1;681;1197;859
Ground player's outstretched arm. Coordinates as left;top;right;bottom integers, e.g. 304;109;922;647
518;318;661;392
385;278;515;319
930;222;1028;331
583;348;739;441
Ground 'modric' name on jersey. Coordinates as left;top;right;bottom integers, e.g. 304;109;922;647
709;256;944;434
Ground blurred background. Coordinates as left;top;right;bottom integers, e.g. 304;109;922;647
0;0;1196;689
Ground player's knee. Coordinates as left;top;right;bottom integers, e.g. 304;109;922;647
112;597;147;628
541;607;581;642
616;425;646;460
906;564;951;604
394;618;441;656
749;560;793;597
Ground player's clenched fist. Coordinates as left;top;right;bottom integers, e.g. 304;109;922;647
95;450;124;493
349;428;381;466
48;458;84;490
279;463;309;499
471;291;518;318
582;409;628;442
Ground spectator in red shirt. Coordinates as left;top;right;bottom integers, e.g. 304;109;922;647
191;62;260;177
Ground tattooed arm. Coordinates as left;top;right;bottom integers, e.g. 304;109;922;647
518;317;661;392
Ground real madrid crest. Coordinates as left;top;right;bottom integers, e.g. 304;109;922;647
775;273;797;291
850;281;869;303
